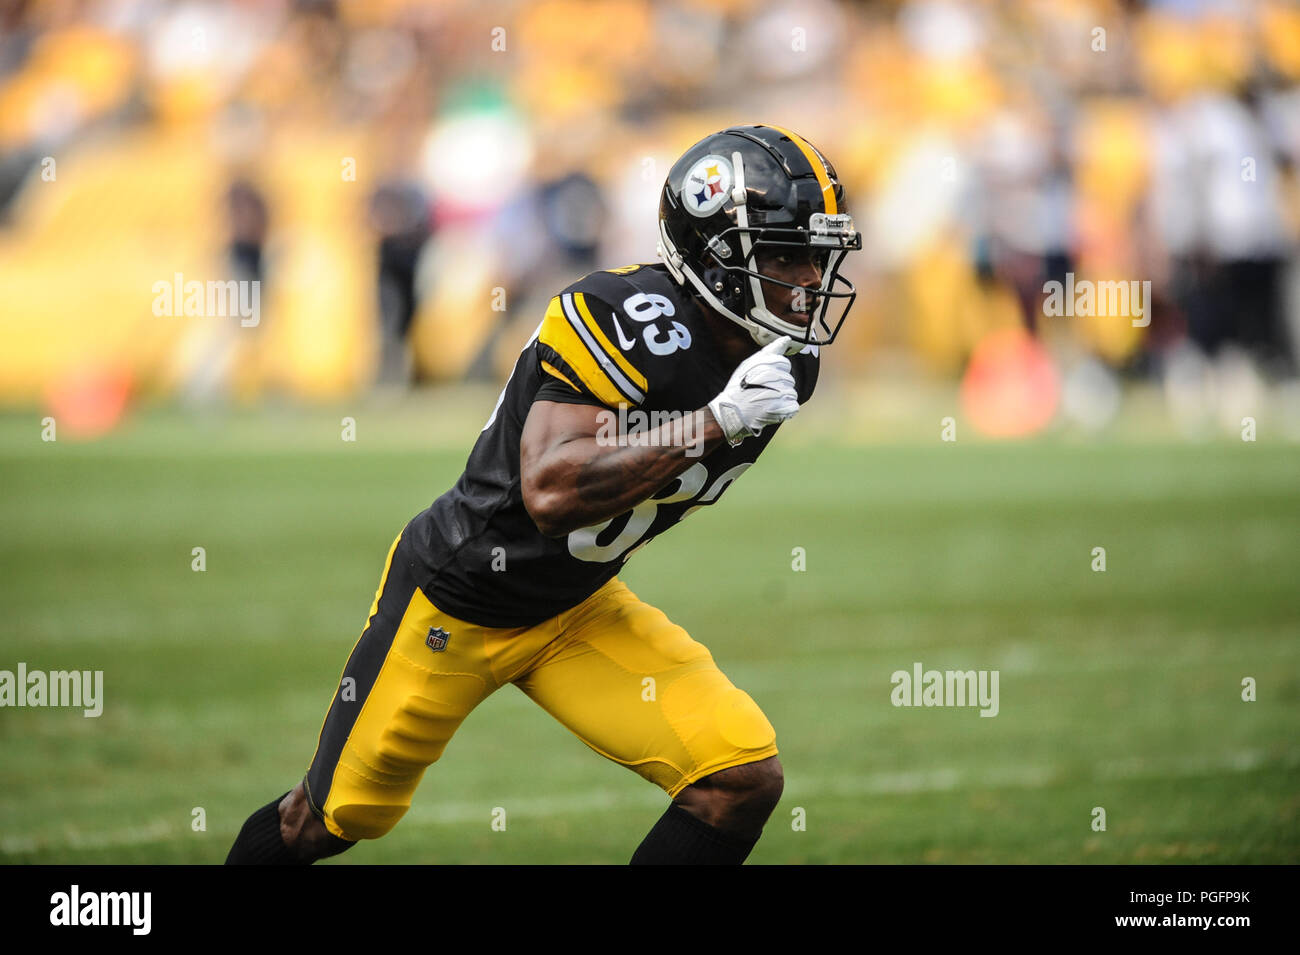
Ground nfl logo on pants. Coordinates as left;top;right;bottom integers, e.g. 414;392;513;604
426;627;450;653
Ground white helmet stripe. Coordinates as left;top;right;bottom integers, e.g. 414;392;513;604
731;150;772;328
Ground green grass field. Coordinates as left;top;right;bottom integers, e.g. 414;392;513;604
1;396;1298;863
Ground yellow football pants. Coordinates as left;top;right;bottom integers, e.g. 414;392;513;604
304;531;778;841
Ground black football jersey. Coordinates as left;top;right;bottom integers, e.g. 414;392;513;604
402;262;818;628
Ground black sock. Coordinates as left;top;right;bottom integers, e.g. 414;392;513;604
630;804;760;865
225;792;305;865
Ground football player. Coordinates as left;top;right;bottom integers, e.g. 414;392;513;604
227;124;861;865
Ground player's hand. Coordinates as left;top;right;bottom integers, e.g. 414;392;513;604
707;336;801;446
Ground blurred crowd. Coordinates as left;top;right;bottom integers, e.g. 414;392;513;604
2;0;1299;432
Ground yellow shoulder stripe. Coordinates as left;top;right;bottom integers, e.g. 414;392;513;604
540;360;580;392
538;297;629;406
573;292;648;392
767;124;837;215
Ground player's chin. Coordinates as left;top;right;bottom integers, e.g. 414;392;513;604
773;309;813;331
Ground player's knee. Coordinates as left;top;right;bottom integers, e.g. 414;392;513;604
725;756;784;817
279;784;356;861
680;755;784;832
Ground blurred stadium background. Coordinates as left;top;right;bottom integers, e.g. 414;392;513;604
1;0;1298;863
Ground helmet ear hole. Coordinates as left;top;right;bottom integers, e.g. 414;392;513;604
702;264;742;311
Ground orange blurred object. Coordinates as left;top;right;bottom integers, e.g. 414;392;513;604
44;364;133;439
960;327;1060;438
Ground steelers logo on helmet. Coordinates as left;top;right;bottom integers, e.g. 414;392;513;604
682;155;733;217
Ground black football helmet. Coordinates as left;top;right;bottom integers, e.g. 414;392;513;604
657;124;862;350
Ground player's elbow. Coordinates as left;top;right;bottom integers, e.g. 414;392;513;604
521;478;576;539
526;500;571;539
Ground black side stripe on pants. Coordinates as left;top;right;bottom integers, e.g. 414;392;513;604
305;535;418;816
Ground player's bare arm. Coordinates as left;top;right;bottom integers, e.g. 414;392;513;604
520;401;725;538
522;331;805;537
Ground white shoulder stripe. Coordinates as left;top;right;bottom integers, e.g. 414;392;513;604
560;293;645;404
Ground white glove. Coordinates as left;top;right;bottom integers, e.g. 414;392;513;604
708;336;801;446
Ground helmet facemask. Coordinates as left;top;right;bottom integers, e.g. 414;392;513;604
707;218;861;348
